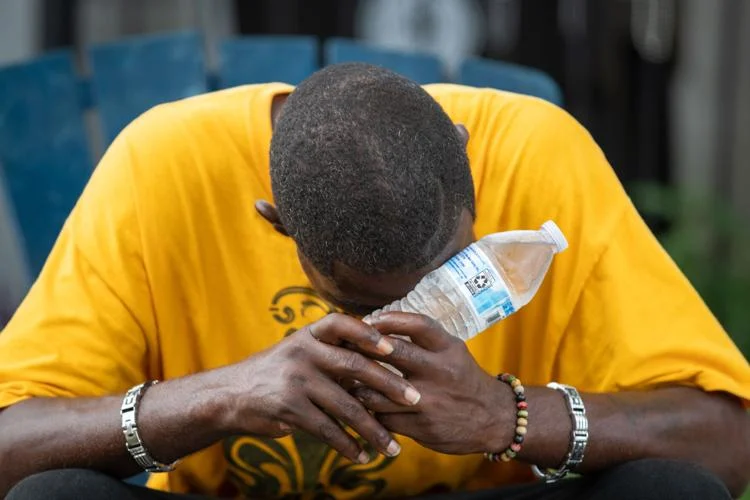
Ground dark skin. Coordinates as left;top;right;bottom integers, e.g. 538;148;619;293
257;203;750;497
0;96;748;498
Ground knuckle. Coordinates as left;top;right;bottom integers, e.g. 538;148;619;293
382;371;406;393
324;312;346;329
420;314;441;331
354;388;377;404
339;399;368;421
274;400;298;420
445;364;462;382
328;312;346;321
282;340;308;360
340;352;365;374
317;421;336;442
317;422;349;452
390;337;408;357
447;333;463;346
373;428;392;447
278;364;307;386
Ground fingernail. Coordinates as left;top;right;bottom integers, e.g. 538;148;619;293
376;337;394;355
386;440;401;457
357;451;370;464
404;387;421;405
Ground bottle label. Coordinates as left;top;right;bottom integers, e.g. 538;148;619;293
443;243;516;329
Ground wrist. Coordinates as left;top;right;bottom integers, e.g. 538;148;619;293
483;376;518;453
188;367;243;435
515;386;571;465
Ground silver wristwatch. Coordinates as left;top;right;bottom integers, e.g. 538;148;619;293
121;381;177;473
531;382;588;482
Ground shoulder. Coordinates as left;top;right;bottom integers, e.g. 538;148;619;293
118;83;288;148
424;83;574;130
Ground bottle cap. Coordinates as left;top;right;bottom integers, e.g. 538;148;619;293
541;221;568;253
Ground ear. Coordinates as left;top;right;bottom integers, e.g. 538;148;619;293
454;123;469;147
255;200;290;237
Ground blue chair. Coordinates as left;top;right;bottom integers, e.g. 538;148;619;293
1;31;565;286
89;32;208;146
0;50;92;276
459;57;563;106
325;38;443;84
218;36;319;88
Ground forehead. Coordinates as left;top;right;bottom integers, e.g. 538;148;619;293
324;210;475;310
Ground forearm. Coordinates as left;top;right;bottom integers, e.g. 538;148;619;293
493;386;750;496
0;369;233;496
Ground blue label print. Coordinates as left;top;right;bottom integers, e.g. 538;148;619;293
445;244;516;327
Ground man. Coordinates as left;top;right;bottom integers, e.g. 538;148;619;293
0;63;748;500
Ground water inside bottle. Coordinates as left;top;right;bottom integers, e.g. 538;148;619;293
364;221;567;342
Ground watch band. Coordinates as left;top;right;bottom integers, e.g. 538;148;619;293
121;381;177;473
531;382;588;482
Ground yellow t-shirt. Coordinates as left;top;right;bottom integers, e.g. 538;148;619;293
1;83;748;498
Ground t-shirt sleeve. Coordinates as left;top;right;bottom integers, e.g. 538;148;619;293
555;203;750;405
0;129;157;408
469;91;750;405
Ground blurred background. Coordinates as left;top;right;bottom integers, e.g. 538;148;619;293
0;0;748;360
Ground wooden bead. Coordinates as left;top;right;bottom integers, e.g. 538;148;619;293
510;378;521;388
517;401;528;410
516;426;528;435
513;385;525;395
510;443;522;453
500;452;512;462
517;417;528;426
517;410;529;418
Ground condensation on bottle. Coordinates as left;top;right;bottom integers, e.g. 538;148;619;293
364;221;568;341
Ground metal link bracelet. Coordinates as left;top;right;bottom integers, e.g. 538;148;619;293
121;381;178;473
531;382;588;482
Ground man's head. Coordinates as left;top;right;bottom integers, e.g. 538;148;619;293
261;63;475;314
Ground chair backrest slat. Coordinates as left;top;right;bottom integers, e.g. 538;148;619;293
459;57;563;106
218;36;319;88
0;32;567;285
324;38;443;84
0;50;92;275
89;32;208;145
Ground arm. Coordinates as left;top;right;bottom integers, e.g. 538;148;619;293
0;314;419;497
355;313;750;498
0;372;227;493
521;386;750;496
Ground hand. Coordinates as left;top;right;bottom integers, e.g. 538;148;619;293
218;313;421;464
353;312;515;455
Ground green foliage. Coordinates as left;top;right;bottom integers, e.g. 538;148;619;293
631;183;750;359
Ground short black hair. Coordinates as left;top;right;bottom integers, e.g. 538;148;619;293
270;63;475;276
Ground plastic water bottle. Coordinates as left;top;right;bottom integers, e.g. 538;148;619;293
364;221;568;341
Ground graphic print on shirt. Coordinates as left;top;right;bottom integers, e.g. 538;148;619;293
268;286;337;337
223;286;396;499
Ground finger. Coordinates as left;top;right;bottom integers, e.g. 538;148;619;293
380;335;433;377
314;343;421;406
375;413;420;437
368;312;454;352
339;377;364;391
306;313;394;357
309;377;402;458
287;401;369;464
338;336;431;378
352;386;418;414
262;420;295;438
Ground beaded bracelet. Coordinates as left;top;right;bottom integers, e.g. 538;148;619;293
484;373;528;463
